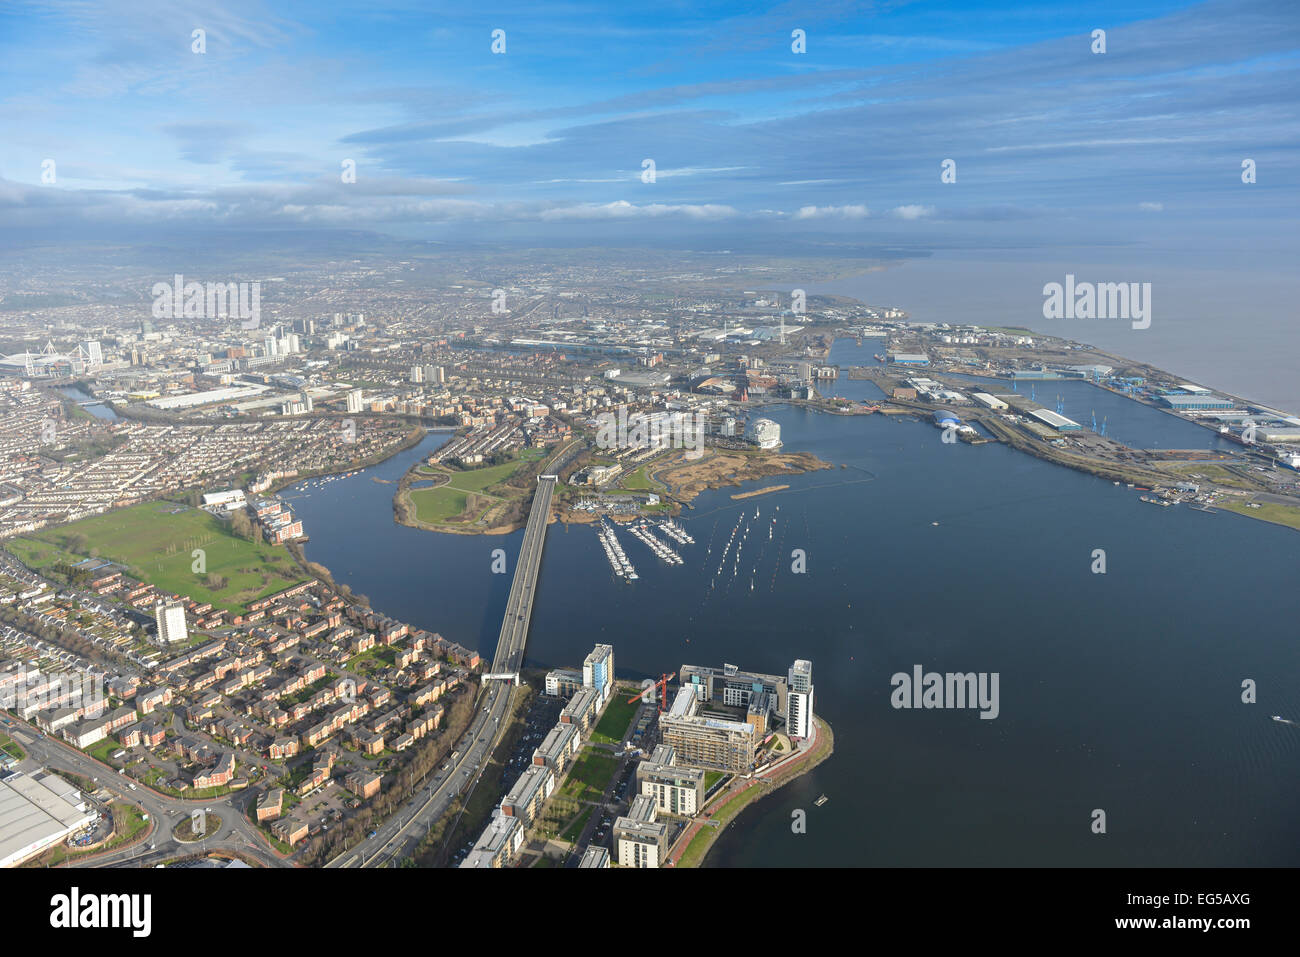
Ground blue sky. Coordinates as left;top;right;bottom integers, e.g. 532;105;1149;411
1;0;1296;254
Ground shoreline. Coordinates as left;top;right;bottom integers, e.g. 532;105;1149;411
390;446;835;538
673;715;835;868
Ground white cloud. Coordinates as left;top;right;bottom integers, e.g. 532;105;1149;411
538;200;739;221
793;204;870;220
1138;201;1164;212
891;204;934;220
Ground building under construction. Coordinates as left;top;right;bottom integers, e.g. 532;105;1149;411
658;684;759;773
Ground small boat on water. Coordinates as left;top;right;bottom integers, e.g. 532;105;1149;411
1140;495;1174;507
814;794;828;807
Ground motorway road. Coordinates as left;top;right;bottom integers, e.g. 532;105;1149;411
325;476;556;868
7;721;287;868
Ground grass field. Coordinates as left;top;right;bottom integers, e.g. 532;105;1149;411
446;460;523;491
409;486;471;524
9;502;308;613
558;805;594;843
0;732;24;762
86;738;124;767
560;749;619;802
621;467;652;490
590;694;639;745
1219;500;1300;531
408;459;531;526
1161;463;1257;490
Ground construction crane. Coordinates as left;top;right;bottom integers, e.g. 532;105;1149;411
628;671;676;714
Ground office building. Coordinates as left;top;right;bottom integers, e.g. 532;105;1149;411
346;389;363;414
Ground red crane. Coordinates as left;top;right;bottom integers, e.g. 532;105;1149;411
628;671;676;714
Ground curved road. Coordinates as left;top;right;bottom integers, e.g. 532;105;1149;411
8;721;287;868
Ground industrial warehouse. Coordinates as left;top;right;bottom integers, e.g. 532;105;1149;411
0;771;96;868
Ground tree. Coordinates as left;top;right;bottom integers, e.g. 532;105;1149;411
230;510;252;540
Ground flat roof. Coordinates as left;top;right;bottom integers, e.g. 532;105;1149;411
1028;408;1082;430
536;722;577;757
0;772;95;867
503;765;550;807
578;845;610;868
668;685;697;718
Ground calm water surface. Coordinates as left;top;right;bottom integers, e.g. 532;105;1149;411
288;347;1300;866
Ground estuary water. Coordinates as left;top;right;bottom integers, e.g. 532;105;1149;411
286;346;1300;867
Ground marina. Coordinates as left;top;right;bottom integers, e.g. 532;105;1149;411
284;396;1300;869
1139;495;1175;507
596;519;638;581
628;522;684;565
